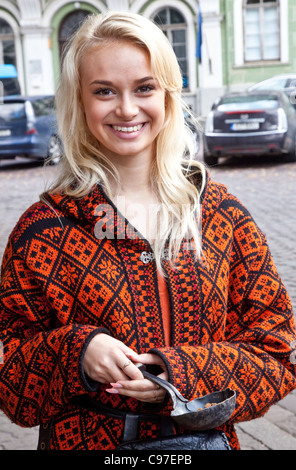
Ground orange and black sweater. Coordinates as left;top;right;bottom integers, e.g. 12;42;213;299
0;173;296;450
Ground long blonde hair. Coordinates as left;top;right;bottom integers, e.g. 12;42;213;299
49;11;205;270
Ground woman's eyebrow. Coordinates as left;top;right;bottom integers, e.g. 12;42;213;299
89;80;113;86
89;76;156;86
135;76;155;83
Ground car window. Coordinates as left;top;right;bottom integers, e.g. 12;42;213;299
253;77;288;90
31;97;55;117
217;95;279;112
281;91;296;113
0;102;26;121
286;78;296;89
0;77;21;96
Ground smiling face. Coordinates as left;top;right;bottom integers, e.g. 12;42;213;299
80;41;166;167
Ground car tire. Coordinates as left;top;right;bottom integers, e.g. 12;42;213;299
47;135;62;164
284;134;296;163
204;153;218;166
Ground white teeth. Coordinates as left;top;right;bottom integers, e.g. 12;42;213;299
112;124;143;132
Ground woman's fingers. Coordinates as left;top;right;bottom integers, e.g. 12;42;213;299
104;351;170;403
126;352;168;376
117;358;144;380
126;351;165;366
83;333;143;383
106;378;166;403
97;355;143;383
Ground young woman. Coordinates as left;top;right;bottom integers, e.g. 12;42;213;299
0;11;295;451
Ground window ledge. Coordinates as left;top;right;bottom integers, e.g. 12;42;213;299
233;61;291;69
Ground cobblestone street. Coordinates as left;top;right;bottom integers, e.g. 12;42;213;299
0;155;296;450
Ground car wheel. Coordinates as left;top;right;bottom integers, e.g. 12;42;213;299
284;134;296;163
204;153;218;166
47;135;62;164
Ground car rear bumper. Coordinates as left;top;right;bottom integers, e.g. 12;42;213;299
0;136;46;159
204;130;287;157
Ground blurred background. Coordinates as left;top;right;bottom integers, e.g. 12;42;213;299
1;0;296;115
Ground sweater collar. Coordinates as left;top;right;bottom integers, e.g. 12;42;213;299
42;169;226;227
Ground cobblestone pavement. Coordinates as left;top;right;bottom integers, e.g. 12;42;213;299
0;155;296;450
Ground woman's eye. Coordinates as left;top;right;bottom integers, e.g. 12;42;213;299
137;85;154;93
95;88;114;96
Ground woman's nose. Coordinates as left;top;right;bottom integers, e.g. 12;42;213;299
115;94;139;119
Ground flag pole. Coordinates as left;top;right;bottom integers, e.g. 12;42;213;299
195;0;203;64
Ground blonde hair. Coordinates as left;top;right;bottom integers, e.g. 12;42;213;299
48;11;205;270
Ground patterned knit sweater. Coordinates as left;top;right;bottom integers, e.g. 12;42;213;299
0;172;295;450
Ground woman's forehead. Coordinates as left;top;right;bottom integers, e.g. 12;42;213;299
80;41;153;83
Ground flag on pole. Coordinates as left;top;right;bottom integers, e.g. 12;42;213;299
196;7;203;63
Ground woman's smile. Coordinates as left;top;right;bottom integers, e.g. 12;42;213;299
111;123;144;133
108;122;146;138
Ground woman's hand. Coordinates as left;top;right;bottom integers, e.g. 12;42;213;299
83;333;144;383
83;335;168;403
106;352;168;404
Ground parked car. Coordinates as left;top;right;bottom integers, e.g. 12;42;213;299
0;95;62;163
248;73;296;92
203;90;296;166
184;109;200;154
248;74;296;107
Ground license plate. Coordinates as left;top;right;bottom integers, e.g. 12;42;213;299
0;129;11;137
230;122;260;131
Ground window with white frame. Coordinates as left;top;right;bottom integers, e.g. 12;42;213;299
58;10;90;61
244;0;280;62
152;7;189;89
0;18;17;67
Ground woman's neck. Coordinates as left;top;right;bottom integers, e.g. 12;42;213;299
108;160;160;244
109;154;154;197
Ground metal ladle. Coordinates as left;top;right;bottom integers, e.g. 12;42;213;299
139;366;236;431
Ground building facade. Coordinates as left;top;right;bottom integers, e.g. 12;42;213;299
1;0;296;115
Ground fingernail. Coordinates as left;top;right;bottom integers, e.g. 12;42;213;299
110;383;123;388
106;388;119;394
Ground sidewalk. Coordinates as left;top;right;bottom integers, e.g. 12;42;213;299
237;389;296;449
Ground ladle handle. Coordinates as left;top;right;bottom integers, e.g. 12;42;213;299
141;370;188;409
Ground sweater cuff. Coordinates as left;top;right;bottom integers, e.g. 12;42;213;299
148;347;188;398
68;326;111;395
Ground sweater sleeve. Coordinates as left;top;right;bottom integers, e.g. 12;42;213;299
151;228;296;424
0;238;107;427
